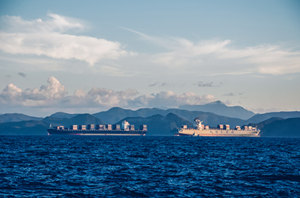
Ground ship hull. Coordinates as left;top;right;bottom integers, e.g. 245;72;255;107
47;129;146;136
178;129;260;137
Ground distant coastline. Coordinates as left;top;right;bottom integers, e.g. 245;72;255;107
1;103;300;137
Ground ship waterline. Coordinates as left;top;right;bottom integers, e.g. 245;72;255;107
177;129;260;137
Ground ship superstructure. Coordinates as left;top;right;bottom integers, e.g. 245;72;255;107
177;119;260;137
48;120;147;136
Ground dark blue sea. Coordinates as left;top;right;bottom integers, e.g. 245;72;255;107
0;136;299;197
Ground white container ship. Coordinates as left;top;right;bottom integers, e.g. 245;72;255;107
177;119;260;137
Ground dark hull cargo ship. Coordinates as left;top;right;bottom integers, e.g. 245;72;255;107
48;120;147;136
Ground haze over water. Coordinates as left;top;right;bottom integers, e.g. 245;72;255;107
0;136;299;197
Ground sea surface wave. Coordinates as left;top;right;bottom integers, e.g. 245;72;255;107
0;136;299;197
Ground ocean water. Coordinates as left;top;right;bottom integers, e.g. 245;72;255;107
0;136;299;197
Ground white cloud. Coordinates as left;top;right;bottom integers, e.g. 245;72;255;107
86;88;139;107
34;76;66;99
1;15;298;75
1;83;22;100
0;14;128;65
155;39;300;75
133;91;215;108
1;14;85;33
0;76;66;107
71;87;215;109
125;28;300;75
0;77;216;110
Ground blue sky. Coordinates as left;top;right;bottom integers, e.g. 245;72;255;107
0;0;299;116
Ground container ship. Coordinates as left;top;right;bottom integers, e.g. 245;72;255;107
48;120;147;136
176;119;260;137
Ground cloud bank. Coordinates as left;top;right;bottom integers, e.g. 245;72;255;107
1;14;299;75
0;14;128;65
0;77;216;111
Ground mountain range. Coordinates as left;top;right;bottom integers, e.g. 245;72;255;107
247;111;300;123
93;107;245;127
0;113;41;123
0;101;299;136
180;100;255;120
116;113;193;136
256;117;300;137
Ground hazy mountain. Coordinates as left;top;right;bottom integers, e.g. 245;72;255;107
1;107;300;137
0;113;42;123
257;118;300;137
43;114;103;126
180;100;255;120
93;107;245;127
165;109;245;127
0;120;48;135
117;113;193;136
0;114;104;135
48;112;78;119
247;111;300;124
1;110;300;137
93;107;166;123
0;113;189;136
255;117;284;128
68;114;104;125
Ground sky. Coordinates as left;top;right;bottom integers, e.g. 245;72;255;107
0;0;299;116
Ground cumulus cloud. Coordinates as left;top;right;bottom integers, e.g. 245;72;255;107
1;83;22;102
86;88;139;107
133;91;215;108
77;89;215;109
0;77;216;110
0;76;66;106
0;14;128;65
